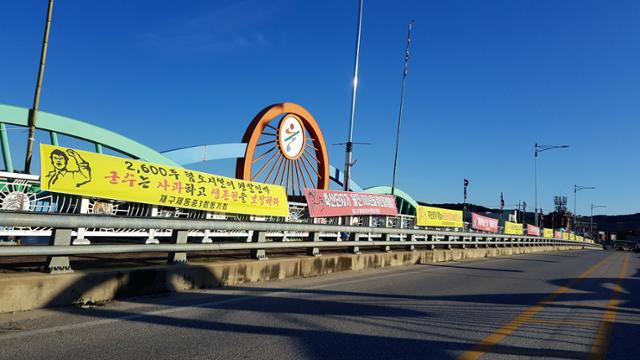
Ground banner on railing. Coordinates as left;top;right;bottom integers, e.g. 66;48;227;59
471;213;498;233
544;228;554;238
527;224;540;236
554;230;562;239
504;221;523;235
303;189;397;217
40;144;289;217
562;232;569;240
416;206;463;228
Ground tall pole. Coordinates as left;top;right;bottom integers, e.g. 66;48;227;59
589;204;593;237
534;144;538;226
574;184;595;234
343;0;364;191
25;0;54;174
391;21;413;196
573;184;578;221
533;143;568;226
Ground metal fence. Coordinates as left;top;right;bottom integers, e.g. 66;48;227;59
0;211;600;274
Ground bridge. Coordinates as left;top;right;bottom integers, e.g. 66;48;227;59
0;102;627;360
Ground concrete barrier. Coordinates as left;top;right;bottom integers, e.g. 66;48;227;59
0;245;588;313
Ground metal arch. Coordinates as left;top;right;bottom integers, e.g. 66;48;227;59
364;185;418;215
236;103;330;190
0;104;179;167
162;145;367;193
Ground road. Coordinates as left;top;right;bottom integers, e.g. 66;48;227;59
0;250;638;359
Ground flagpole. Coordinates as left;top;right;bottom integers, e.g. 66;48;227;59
391;20;413;196
25;0;54;173
343;0;364;191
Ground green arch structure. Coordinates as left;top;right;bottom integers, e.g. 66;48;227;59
364;186;418;215
0;104;179;172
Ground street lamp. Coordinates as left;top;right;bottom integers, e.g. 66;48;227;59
590;203;606;238
574;184;595;232
534;143;569;226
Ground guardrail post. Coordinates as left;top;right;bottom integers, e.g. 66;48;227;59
445;235;453;250
426;234;435;250
307;232;321;256
146;206;161;244
406;234;416;251
47;228;73;274
168;230;188;264
381;233;391;252
349;232;360;254
73;198;91;245
251;231;268;260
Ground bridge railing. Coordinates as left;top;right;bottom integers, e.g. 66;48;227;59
0;211;600;273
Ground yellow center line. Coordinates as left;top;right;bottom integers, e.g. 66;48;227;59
588;253;629;360
457;254;614;360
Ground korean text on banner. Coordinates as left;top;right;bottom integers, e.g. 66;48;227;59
471;212;499;233
544;228;554;238
416;206;463;228
554;230;563;239
504;221;523;235
527;224;540;236
40;144;289;217
304;189;397;217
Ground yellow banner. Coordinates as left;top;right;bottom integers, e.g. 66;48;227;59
543;228;553;238
504;221;523;235
40;144;289;217
577;235;583;241
562;232;569;240
416;206;463;228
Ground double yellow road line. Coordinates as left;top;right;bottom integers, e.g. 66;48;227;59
458;253;630;360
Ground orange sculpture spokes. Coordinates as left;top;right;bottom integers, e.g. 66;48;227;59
236;103;330;196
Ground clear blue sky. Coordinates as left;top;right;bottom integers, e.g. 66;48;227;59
1;0;638;215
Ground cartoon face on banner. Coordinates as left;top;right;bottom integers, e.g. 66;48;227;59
278;114;305;160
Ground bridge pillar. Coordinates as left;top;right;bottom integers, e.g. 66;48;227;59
168;230;188;264
47;228;73;274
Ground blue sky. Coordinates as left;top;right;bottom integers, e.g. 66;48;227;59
1;0;638;215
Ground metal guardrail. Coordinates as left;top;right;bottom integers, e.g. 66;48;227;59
0;211;600;274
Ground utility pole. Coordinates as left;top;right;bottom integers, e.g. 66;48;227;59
391;20;413;196
343;0;364;191
25;0;54;174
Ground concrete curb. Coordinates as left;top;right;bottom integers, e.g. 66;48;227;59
0;245;588;313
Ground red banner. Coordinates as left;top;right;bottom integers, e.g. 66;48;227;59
304;189;397;217
471;213;499;233
527;224;540;236
554;230;562;239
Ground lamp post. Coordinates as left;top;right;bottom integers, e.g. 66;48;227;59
534;143;569;226
590;203;605;238
343;0;364;191
574;184;595;233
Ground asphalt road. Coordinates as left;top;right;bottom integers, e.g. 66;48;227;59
0;249;638;360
